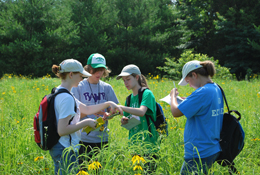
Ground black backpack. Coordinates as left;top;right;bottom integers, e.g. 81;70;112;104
33;88;76;150
216;85;245;174
126;87;168;136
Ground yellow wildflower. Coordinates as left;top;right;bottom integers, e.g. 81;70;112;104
2;92;5;95
36;88;40;91
34;156;44;161
18;162;23;165
87;161;102;171
133;165;143;171
87;163;96;170
132;155;146;165
16;121;19;124
77;170;89;175
94;161;102;169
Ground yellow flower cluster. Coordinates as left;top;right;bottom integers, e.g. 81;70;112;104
148;73;160;80
132;155;146;165
42;74;51;79
132;155;146;173
251;138;260;141
77;170;89;175
1;73;31;80
11;86;16;93
14;119;19;124
87;160;102;170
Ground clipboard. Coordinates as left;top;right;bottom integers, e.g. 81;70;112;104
121;115;141;130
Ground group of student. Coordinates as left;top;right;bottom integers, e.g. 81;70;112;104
50;53;224;174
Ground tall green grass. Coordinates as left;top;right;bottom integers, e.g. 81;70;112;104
0;74;260;174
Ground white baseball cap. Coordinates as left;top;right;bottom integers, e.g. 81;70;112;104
59;59;92;77
116;64;141;80
178;60;202;86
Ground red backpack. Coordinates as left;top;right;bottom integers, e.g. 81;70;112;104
33;88;76;150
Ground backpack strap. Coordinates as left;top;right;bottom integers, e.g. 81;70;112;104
126;94;132;107
126;87;155;136
216;84;241;174
137;87;155;136
51;87;77;145
217;84;241;121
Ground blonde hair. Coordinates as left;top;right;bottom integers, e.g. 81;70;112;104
131;73;150;89
84;65;111;78
187;61;216;78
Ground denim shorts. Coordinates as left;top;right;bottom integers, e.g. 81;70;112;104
49;142;79;175
180;152;220;175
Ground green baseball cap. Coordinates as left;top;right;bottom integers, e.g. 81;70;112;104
87;53;107;69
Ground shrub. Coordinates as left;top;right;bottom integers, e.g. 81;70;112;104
157;50;232;80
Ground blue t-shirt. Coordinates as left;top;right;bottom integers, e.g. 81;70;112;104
178;83;223;159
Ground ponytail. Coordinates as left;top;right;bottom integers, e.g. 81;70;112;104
132;73;150;89
200;61;216;77
187;61;216;78
51;64;69;79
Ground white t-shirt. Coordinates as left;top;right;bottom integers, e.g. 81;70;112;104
54;86;81;150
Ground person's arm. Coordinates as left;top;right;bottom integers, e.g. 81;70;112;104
58;116;97;136
119;105;148;117
79;101;123;116
170;88;183;117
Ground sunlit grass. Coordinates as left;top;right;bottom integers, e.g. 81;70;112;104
0;74;260;174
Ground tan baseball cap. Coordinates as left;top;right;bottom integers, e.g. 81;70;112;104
59;59;92;77
116;64;141;80
178;60;202;86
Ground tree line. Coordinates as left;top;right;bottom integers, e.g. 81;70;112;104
0;0;259;79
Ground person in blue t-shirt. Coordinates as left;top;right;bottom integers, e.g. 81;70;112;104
170;60;224;175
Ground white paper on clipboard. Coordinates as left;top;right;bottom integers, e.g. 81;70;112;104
159;94;184;105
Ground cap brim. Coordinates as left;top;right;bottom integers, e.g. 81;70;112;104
116;72;132;80
178;78;188;86
81;70;92;77
91;64;107;69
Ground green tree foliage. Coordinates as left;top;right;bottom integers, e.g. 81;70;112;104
212;0;260;79
248;25;260;56
175;0;260;79
0;0;259;78
104;0;181;75
0;0;79;77
175;0;218;52
157;50;232;80
69;0;114;64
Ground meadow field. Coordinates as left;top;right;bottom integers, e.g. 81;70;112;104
0;74;260;174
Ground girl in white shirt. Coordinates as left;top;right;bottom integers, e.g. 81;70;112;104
50;59;122;174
